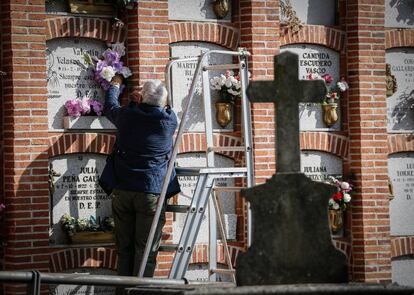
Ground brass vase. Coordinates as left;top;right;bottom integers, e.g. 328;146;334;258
215;102;232;128
328;210;343;234
212;0;230;19
322;103;338;127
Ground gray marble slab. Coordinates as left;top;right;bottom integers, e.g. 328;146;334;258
281;0;336;26
50;154;111;245
170;42;233;132
385;0;414;29
47;38;107;130
389;152;414;235
168;0;231;22
64;116;116;130
392;259;414;287
386;48;414;132
281;45;341;131
301;151;343;182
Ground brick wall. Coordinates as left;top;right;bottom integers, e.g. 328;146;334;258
1;0;410;290
346;0;391;283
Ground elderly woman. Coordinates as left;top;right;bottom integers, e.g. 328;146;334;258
100;76;180;279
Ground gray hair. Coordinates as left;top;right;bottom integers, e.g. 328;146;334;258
140;79;168;107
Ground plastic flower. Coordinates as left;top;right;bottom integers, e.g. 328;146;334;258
89;99;104;116
210;71;242;103
322;74;333;84
64;99;82;117
328;176;353;211
0;203;5;212
100;66;116;82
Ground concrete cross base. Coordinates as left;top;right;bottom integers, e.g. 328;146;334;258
236;173;348;285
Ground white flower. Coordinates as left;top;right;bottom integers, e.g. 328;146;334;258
340;181;350;190
343;193;351;203
328;199;336;207
228;89;240;96
219;75;226;86
101;66;116;82
111;43;126;56
120;66;132;78
337;81;349;92
225;77;233;88
332;202;340;210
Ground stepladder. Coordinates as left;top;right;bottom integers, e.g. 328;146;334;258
138;48;255;282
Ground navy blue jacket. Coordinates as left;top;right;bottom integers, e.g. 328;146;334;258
100;85;181;197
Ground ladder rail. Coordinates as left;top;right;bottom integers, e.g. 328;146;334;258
138;49;251;278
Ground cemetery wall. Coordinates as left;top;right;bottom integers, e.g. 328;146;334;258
0;0;413;293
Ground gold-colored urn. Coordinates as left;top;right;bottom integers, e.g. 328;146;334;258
212;0;230;19
322;103;338;127
215;102;233;128
328;210;343;234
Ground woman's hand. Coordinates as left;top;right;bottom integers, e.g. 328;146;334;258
111;74;124;86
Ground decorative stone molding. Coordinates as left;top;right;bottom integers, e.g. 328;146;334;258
391;236;414;258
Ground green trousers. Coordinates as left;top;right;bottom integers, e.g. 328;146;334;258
112;189;166;277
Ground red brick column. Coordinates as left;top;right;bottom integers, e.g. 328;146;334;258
239;0;280;183
127;0;170;85
1;0;49;293
346;0;391;282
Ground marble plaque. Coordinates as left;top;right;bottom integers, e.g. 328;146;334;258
301;151;343;182
281;45;341;131
47;38;107;130
170;42;233;132
281;0;336;26
185;263;232;282
168;0;231;22
50;268;116;295
385;0;414;29
392;259;414;287
389;152;414;235
50;154;111;245
386;48;414;132
174;153;236;244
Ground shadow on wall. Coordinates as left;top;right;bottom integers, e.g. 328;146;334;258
391;89;414;130
390;0;414;25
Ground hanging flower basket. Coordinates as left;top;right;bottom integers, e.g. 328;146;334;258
215;101;233;128
328;209;343;234
322;103;339;127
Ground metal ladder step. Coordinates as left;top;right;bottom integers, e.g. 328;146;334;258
210;268;236;275
158;244;179;252
166;205;190;213
213;186;246;192
207;146;247;152
203;63;240;71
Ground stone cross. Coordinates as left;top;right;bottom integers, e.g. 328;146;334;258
236;51;348;285
247;51;326;173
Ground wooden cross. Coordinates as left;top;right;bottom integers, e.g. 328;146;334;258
247;51;327;173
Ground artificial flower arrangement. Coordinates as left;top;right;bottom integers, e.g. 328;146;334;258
307;73;349;105
60;213;114;236
83;42;132;91
64;96;104;118
328;176;352;211
210;70;242;103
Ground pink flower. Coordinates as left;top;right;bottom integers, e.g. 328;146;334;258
80;98;91;115
65;99;82;117
322;74;333;84
0;203;5;212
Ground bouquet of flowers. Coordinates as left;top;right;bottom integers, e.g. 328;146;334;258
328;176;352;211
210;70;242;103
83;43;132;91
60;214;114;236
307;73;349;104
64;96;104;118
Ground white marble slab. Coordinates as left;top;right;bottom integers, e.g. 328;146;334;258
47;38;107;130
50;154;111;245
301;151;343;182
385;0;414;29
386;48;414;132
392;259;414;287
281;0;336;26
64;116;116;130
389;152;414;235
170;42;233;132
169;0;231;22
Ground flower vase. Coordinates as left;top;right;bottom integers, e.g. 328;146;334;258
322;103;338;127
328;209;343;234
215;102;233;128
